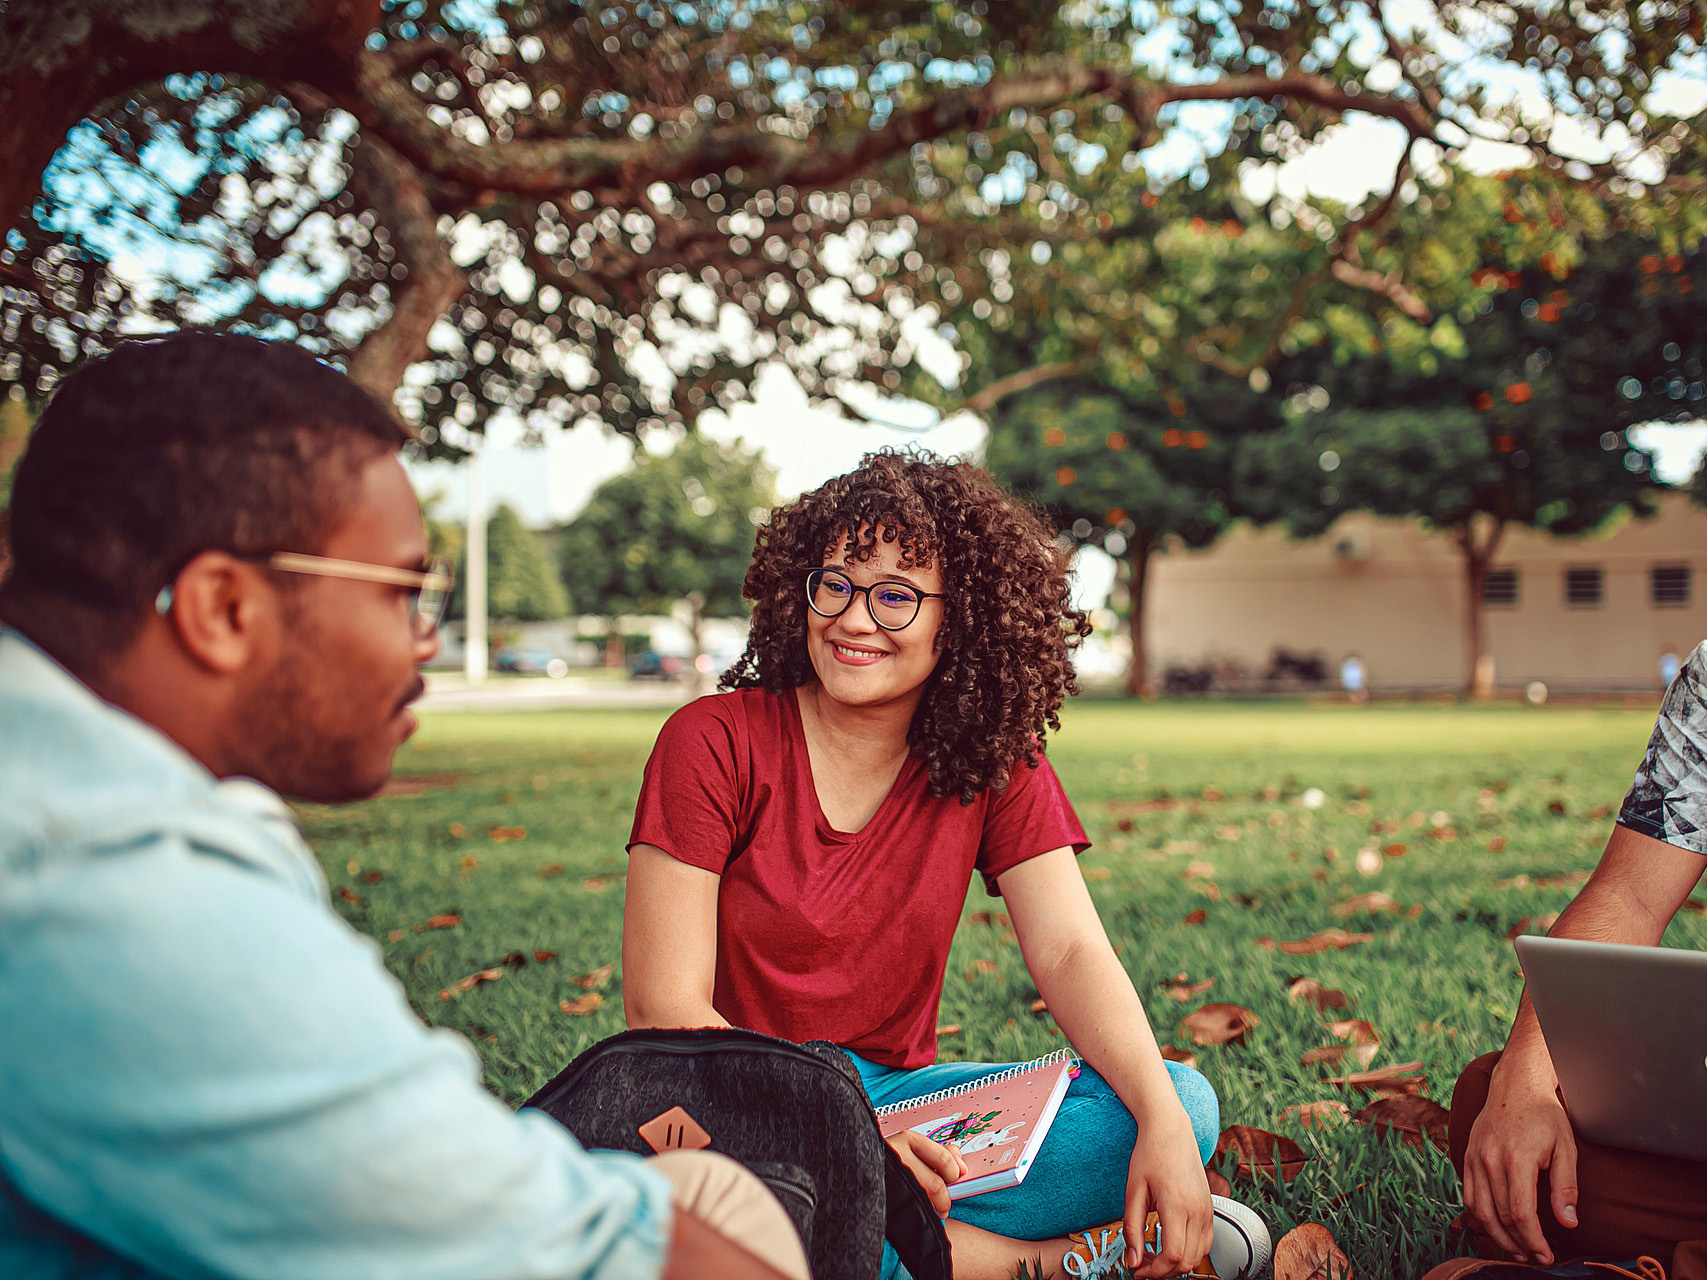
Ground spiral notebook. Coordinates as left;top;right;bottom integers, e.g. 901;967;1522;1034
874;1049;1078;1199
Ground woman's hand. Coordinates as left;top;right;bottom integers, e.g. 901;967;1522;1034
1120;1112;1212;1280
883;1131;967;1218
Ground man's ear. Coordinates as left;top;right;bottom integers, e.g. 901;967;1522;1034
160;551;277;675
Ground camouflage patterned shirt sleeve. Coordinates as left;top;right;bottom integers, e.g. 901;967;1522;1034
1617;640;1707;856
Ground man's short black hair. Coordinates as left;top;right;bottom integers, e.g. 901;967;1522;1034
0;332;410;675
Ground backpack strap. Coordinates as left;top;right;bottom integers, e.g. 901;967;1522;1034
879;1140;953;1280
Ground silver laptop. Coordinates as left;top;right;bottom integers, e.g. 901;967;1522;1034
1514;934;1707;1161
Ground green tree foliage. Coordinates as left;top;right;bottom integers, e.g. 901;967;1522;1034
984;375;1275;694
485;502;568;622
1237;229;1706;697
558;434;774;660
4;2;1700;449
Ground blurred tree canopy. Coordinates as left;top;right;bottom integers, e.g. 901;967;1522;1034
558;433;773;661
3;0;1702;453
486;501;569;620
983;373;1274;694
1237;229;1707;697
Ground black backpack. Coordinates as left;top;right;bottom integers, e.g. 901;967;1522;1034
524;1028;953;1280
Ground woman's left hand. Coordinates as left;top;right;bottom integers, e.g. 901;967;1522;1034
1120;1110;1212;1279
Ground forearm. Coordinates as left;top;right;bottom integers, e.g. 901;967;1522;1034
1495;851;1681;1093
1031;935;1183;1124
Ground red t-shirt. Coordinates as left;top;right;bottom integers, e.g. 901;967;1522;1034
628;688;1088;1068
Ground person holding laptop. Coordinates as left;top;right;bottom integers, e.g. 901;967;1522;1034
1449;645;1707;1276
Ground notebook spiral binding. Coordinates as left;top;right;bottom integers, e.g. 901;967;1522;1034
872;1049;1078;1116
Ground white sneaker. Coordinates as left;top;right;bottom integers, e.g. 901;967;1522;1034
1060;1195;1272;1279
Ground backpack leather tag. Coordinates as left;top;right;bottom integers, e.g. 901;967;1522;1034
638;1105;712;1153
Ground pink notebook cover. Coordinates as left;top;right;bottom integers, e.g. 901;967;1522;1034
874;1050;1077;1199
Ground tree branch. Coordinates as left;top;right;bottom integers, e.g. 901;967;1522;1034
329;53;1444;206
964;360;1087;413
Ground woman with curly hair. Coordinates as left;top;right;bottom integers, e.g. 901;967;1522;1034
622;450;1260;1280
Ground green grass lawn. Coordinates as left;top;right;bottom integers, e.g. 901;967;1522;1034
300;698;1707;1278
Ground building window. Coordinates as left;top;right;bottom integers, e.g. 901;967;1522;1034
1482;568;1519;606
1651;565;1692;607
1565;567;1604;607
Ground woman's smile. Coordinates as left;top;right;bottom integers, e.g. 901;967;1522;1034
829;639;890;665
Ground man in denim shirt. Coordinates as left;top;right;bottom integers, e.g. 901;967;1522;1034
0;333;805;1280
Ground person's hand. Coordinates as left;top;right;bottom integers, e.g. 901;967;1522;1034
884;1131;967;1218
1461;1082;1579;1264
1122;1113;1212;1279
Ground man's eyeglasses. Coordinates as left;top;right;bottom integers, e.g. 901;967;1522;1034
803;567;944;632
155;552;456;632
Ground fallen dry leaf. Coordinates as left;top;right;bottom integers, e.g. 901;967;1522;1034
1301;1046;1355;1068
488;825;527;842
560;993;604;1016
1164;977;1216;1002
538;863;565;877
1184;908;1209;925
533;950;558;963
573;963;614;990
1280;1100;1352;1129
583;877;609;892
1354;1095;1449;1151
1313;1019;1382;1069
1487;837;1507;852
935;1023;962;1037
1159;1045;1199;1068
1273;1222;1353;1280
337;887;364;906
1214;1124;1309;1182
1182;1003;1260;1046
974;959;998;974
1278;929;1374;955
1287;978;1349;1013
1206;1168;1232;1195
423;913;461;929
447;823;467;838
1331;892;1398;917
439;967;506;1000
1382;843;1408;858
1083;866;1112;881
1185;860;1217;879
1028;997;1049;1014
459;855;478;870
1325;1061;1427;1094
1327;1018;1379;1045
1548;800;1567;816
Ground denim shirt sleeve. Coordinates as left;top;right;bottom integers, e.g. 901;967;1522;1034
0;821;673;1280
1618;640;1707;856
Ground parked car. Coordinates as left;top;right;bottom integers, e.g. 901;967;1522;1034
629;651;684;680
495;648;569;679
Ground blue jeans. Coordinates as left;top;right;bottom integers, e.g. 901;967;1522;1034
845;1050;1220;1280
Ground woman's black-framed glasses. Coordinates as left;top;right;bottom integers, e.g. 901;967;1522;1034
803;567;944;632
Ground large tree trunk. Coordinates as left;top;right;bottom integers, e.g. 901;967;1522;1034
604;620;626;671
0;0;379;235
1125;530;1155;698
1457;515;1507;701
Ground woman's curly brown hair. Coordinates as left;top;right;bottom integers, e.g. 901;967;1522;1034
722;448;1092;803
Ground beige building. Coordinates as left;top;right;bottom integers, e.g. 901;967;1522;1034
1147;492;1707;692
